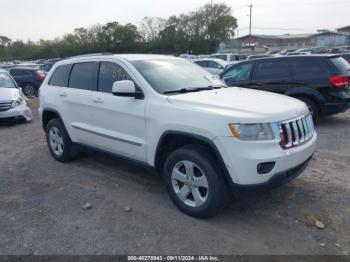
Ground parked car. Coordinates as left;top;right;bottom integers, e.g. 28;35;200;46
247;54;274;60
39;54;316;218
9;67;46;97
0;69;32;122
209;53;247;63
220;55;350;119
341;53;350;63
279;49;296;55
286;52;311;56
193;58;228;75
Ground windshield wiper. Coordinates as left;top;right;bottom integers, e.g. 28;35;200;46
163;85;227;95
163;86;215;95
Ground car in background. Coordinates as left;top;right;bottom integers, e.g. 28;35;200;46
193;58;228;75
265;50;280;54
220;55;350;119
279;49;296;55
286;52;311;56
0;69;32;122
341;53;350;63
209;53;247;64
247;54;275;60
9;67;46;97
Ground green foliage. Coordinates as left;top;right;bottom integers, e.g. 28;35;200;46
0;3;237;61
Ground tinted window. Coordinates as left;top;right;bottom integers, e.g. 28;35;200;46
10;69;31;77
208;61;222;69
254;60;291;81
290;59;332;80
69;62;98;91
49;64;72;87
98;62;132;93
222;63;253;82
330;57;350;75
195;61;209;67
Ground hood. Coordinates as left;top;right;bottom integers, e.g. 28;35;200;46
0;88;20;102
167;87;309;123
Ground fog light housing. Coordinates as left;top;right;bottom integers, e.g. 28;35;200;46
257;162;275;175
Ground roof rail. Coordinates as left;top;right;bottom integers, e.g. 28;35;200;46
64;53;113;60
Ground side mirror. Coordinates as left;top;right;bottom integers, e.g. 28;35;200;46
112;80;143;99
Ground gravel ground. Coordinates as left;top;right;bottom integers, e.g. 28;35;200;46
0;98;349;255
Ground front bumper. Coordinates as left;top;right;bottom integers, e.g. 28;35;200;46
233;156;312;196
0;104;33;122
213;133;317;186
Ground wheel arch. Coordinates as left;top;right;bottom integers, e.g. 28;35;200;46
41;108;62;131
154;131;232;184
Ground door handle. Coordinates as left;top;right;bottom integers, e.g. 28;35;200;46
93;97;104;103
59;92;67;97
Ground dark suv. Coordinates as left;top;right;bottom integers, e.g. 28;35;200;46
220;55;350;119
9;67;45;97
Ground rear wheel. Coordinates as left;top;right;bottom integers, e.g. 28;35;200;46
298;97;319;120
163;144;231;218
23;84;36;97
46;119;79;162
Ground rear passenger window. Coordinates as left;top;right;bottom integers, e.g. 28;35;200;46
254;61;291;81
49;64;72;87
195;61;209;67
290;59;332;80
10;69;31;77
69;62;99;91
98;62;132;93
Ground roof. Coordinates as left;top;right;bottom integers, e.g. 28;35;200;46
236;34;314;40
337;25;350;30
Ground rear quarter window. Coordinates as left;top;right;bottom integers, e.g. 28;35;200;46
49;64;73;87
330;57;350;75
254;60;291;81
290;59;333;82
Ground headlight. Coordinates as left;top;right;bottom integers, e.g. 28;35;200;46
12;98;25;108
229;123;275;141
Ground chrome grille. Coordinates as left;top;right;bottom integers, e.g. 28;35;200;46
280;114;315;149
0;101;12;112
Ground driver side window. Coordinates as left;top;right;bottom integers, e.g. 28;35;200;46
222;63;253;83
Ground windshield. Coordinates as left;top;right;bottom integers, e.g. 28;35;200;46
0;72;17;88
131;59;225;94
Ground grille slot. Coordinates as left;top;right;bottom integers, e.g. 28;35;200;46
0;101;12;112
280;114;315;149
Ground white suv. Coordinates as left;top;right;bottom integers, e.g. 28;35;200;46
39;54;317;218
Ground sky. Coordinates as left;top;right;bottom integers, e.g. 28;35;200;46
0;0;349;41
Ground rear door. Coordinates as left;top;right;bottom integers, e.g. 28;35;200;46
89;61;147;162
251;59;293;93
57;62;99;144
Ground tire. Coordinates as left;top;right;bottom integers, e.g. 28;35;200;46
298;97;319;120
45;119;79;162
163;144;231;218
23;84;36;97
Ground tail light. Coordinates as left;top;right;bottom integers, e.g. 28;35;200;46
36;71;46;81
329;75;349;89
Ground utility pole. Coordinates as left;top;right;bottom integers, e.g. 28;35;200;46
248;4;253;49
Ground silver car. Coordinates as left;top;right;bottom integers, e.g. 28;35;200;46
0;69;32;122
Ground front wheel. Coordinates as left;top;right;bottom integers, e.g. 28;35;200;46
163;145;231;218
298;97;319;120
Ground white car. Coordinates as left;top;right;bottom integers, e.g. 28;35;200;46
39;54;317;218
0;69;32;122
193;58;228;75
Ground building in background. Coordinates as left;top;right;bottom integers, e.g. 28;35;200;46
337;25;350;33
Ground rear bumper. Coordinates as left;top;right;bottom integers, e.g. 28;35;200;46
233;156;312;196
323;92;350;115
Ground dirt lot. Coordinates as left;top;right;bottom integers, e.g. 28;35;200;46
0;98;349;255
